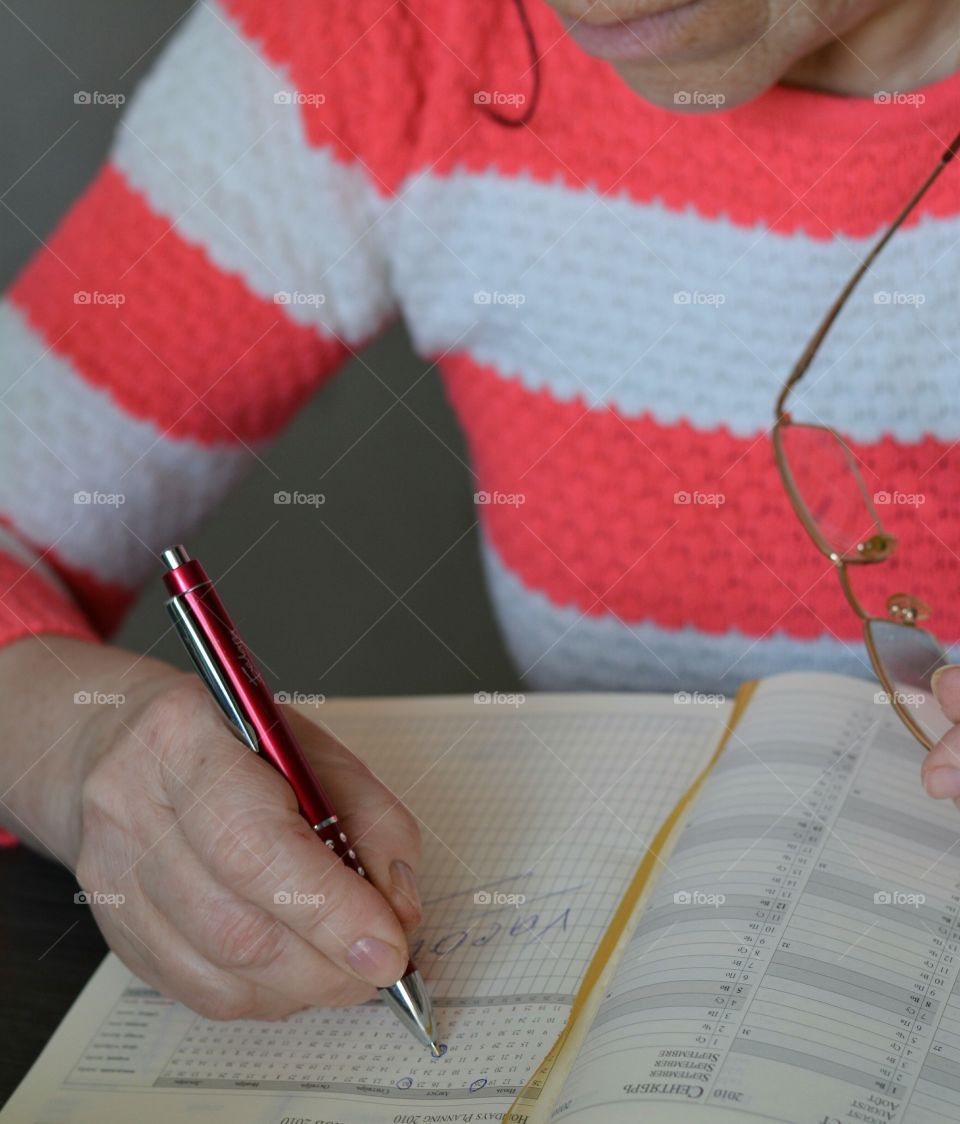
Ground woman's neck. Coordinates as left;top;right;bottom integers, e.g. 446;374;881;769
784;0;960;96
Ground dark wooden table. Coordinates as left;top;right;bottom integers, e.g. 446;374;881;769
0;845;106;1107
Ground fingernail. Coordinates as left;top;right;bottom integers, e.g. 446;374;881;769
924;768;960;799
390;860;422;930
346;937;405;985
932;665;960;703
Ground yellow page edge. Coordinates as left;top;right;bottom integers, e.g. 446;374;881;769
502;679;759;1124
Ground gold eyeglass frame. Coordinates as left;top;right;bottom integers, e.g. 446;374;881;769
772;129;960;751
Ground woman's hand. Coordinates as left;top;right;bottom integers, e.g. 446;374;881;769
0;636;423;1020
922;665;960;803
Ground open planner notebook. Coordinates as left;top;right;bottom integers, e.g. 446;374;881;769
3;671;960;1124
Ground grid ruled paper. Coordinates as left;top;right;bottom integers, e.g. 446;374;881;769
1;691;727;1124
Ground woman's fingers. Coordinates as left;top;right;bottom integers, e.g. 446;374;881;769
922;668;960;799
933;665;960;723
285;708;424;932
82;811;309;1021
922;739;960;798
156;693;411;989
77;676;424;1019
138;830;375;1009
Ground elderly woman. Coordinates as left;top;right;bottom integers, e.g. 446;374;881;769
1;0;959;1021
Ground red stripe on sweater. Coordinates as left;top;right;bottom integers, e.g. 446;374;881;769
442;353;960;643
0;546;119;850
222;0;960;237
430;20;960;240
223;0;425;194
10;165;344;444
0;544;101;649
0;522;132;639
49;560;135;638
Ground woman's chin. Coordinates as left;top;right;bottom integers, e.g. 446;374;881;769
603;62;771;114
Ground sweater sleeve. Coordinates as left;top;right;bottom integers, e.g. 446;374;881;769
0;0;403;649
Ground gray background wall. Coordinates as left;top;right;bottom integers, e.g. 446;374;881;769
0;0;520;696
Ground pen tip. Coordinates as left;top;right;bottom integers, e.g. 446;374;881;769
430;1040;443;1058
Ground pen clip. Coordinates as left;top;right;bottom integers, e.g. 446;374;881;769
165;593;261;753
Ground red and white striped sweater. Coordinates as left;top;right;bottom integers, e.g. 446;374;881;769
2;0;960;712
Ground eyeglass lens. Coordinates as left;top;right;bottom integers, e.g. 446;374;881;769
778;423;884;559
867;618;951;747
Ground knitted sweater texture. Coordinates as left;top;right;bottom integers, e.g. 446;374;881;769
2;0;959;726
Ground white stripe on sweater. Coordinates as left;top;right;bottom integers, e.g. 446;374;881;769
111;0;395;344
384;169;960;443
0;301;250;586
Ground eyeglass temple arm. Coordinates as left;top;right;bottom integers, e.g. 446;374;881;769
775;130;960;420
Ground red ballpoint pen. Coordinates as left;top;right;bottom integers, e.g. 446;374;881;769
160;544;440;1055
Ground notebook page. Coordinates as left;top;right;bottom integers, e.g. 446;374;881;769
0;691;728;1124
548;671;960;1124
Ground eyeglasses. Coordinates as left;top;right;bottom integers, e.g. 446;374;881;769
773;129;960;751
